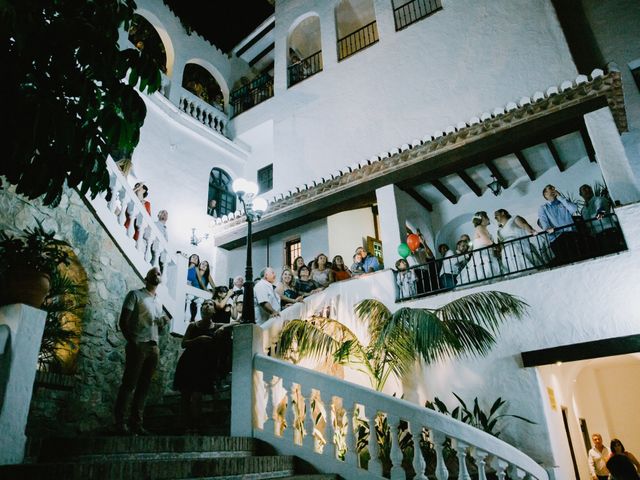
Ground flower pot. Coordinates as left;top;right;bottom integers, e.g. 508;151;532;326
0;269;51;308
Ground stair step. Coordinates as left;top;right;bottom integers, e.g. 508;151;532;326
0;455;295;480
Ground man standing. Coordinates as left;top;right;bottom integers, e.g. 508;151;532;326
253;267;280;325
154;210;169;241
588;433;610;480
114;267;169;435
355;247;382;273
538;184;580;265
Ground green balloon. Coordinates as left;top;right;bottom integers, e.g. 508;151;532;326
397;243;411;259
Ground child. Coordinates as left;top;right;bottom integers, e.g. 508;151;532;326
350;253;365;276
395;258;417;299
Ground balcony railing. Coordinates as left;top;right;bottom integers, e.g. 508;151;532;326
337;21;379;61
178;87;228;137
288;50;323;87
393;0;442;31
395;214;627;301
230;72;274;117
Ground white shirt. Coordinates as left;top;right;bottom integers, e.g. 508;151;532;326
253;278;280;325
122;288;165;343
439;249;457;275
588;446;610;477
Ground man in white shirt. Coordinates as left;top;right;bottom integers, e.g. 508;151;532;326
253;267;280;325
588;433;610;480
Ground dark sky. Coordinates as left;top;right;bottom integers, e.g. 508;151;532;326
162;0;274;53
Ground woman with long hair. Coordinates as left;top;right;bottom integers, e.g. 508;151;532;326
275;268;303;309
457;211;503;284
331;255;351;282
196;260;216;290
310;253;333;287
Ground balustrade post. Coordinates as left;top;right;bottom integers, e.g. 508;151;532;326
431;430;449;480
411;422;427;480
343;403;358;466
492;458;509;480
509;464;527;480
284;380;296;444
367;411;383;476
326;397;337;460
452;439;471;480
388;414;406;480
302;387;316;452
116;191;128;226
471;447;489;480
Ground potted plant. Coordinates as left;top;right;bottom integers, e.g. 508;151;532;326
0;221;71;308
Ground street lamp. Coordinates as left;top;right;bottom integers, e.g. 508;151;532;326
232;178;268;324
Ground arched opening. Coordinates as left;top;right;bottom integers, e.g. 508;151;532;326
128;14;168;73
208;168;236;218
182;63;225;112
287;14;323;87
335;0;379;61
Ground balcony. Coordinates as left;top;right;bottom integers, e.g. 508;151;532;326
177;87;228;137
393;0;443;31
230;72;274;117
288;50;323;87
337;21;379;61
395;214;627;301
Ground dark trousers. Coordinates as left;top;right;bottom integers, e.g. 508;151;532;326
549;232;582;266
114;341;159;427
439;273;456;290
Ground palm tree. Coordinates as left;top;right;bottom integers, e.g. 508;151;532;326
277;291;528;391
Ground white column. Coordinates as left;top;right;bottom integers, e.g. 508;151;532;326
0;304;46;465
373;0;396;40
584;107;640;205
230;324;264;437
376;184;404;267
168;50;187;106
319;6;338;70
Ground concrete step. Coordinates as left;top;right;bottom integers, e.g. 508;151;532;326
0;455;295;480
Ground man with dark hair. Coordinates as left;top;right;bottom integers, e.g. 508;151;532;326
114;267;169;435
538;184;580;265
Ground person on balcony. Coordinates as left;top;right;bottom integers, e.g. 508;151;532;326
295;265;323;297
457;211;503;284
196;260;216;291
331;255;352;281
186;254;200;287
254;267;281;325
311;253;334;287
494;209;542;272
207;199;218;218
395;258;417;298
124;182;152;241
579;184;621;255
114;267;169;435
275;268;303;309
291;256;306;278
437;243;457;289
538;184;581;265
350;252;366;276
355;247;382;273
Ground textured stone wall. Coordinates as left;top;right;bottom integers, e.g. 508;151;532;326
0;186;182;434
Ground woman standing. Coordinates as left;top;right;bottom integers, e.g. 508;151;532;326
295;265;322;297
607;439;640;479
186;254;200;287
292;256;306;278
276;268;303;309
457;211;503;284
310;253;333;287
494;209;542;272
331;255;351;282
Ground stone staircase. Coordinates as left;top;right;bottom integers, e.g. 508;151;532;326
1;390;336;480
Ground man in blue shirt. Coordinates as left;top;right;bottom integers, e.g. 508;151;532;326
538;184;581;265
355;247;382;273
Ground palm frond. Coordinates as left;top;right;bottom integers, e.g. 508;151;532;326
355;299;392;340
435;291;528;334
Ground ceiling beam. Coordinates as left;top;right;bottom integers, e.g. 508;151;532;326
249;42;274;67
484;161;508;189
236;20;275;57
580;125;597;163
515;150;536;181
458;170;482;197
547;140;565;172
404;188;433;211
431;180;457;204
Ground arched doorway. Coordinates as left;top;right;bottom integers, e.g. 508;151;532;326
335;0;379;61
182;63;224;112
128;14;168;73
287;14;323;87
208;168;236;218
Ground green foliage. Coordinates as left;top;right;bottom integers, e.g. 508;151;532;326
2;0;162;206
0;221;71;277
425;393;536;438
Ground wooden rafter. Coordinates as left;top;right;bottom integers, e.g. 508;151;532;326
458;171;482;197
515;150;536;181
580;126;597;163
547;140;565;172
431;180;457;204
404;188;433;212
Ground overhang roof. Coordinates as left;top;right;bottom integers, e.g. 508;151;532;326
213;68;626;249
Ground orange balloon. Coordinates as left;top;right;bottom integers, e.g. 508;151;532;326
407;233;421;252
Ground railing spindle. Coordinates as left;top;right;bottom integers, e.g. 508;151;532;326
431;430;449;480
472;448;489;480
411;422;427;480
453;439;472;480
343;403;357;466
388;414;405;480
264;375;276;437
302;387;316;451
367;410;383;476
284;380;296;444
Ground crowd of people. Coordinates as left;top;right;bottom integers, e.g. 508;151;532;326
589;433;640;480
396;183;621;298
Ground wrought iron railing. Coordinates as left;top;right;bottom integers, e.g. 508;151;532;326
230;72;274;117
337;21;379;61
288;50;323;87
393;0;442;31
395;214;626;301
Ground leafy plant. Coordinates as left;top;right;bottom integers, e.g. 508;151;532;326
278;292;528;391
2;0;162;206
0;221;71;278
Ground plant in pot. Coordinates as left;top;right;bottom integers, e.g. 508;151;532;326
0;221;71;308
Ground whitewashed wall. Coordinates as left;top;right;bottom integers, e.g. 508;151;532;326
234;0;577;197
327;207;377;262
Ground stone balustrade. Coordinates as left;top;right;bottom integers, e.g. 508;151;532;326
178;87;227;137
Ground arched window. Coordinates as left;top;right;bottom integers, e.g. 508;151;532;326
183;63;224;111
287;15;323;87
208;168;236;217
335;0;378;61
128;14;167;73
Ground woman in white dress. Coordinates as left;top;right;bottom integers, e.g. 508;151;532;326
457;211;503;284
494;209;542;273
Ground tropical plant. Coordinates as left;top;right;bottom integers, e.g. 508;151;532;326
277;291;528;391
2;0;162;206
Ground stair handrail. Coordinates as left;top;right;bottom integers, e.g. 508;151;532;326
252;352;549;480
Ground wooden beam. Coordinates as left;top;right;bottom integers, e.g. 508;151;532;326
249;43;274;67
404;188;433;211
580;125;597;163
431;180;457;204
515;150;536;181
458;170;482;197
547;140;565;172
236;20;275;57
484;161;508;189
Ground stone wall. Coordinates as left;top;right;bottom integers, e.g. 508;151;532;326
0;186;182;434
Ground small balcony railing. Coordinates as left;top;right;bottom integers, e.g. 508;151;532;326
337;20;379;61
393;0;442;31
288;50;323;87
395;214;627;301
230;72;274;117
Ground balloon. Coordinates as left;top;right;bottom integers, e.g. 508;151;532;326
397;243;411;259
407;233;421;252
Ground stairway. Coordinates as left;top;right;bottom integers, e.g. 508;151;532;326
1;390;336;480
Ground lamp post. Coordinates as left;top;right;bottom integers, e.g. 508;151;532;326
232;178;268;324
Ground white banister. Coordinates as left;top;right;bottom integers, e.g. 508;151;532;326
177;86;228;137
